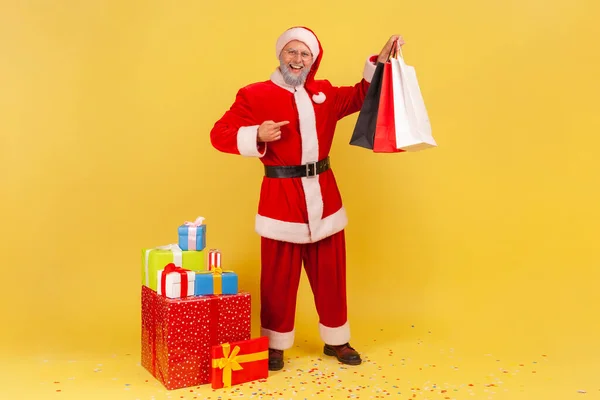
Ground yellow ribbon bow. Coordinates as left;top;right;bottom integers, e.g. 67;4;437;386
216;343;243;388
211;343;269;388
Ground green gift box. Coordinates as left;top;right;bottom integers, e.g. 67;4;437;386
142;244;206;291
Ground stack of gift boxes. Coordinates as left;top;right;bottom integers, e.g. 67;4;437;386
141;216;269;390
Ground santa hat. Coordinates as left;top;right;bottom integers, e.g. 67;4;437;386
276;27;321;60
275;26;326;104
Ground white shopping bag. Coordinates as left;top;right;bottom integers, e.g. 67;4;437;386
391;48;437;152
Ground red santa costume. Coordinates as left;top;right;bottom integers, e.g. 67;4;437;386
210;27;377;350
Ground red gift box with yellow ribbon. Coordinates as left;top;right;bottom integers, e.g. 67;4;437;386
210;336;269;389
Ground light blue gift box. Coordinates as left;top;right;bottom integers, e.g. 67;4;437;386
194;271;238;296
178;220;206;251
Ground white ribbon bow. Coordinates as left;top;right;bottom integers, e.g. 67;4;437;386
184;216;205;227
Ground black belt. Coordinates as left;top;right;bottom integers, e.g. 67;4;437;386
264;157;330;178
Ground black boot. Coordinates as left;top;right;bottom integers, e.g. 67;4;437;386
323;343;362;365
268;348;284;371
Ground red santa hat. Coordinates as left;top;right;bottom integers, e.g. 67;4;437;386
275;27;321;60
275;26;326;104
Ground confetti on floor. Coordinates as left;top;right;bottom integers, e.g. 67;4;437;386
3;330;600;400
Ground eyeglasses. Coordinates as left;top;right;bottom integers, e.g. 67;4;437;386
283;48;313;60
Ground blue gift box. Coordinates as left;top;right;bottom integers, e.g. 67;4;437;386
194;271;238;296
178;223;206;251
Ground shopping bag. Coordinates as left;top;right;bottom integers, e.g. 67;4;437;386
373;62;403;153
349;62;385;150
391;48;437;151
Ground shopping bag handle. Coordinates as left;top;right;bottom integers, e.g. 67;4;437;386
383;42;394;62
383;38;404;62
391;38;404;60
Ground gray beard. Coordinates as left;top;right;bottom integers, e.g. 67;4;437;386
279;59;310;87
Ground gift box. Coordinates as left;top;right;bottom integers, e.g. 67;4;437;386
141;286;251;390
195;269;238;296
208;249;221;271
142;244;205;291
178;216;206;251
210;336;269;389
157;263;195;299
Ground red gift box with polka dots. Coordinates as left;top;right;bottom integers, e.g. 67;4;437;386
141;285;251;390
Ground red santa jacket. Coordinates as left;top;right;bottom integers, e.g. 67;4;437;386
210;58;377;244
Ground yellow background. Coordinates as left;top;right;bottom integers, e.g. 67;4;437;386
1;0;599;397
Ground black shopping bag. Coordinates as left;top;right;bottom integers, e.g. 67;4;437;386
349;62;385;149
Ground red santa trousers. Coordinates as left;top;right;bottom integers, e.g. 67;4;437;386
259;229;350;350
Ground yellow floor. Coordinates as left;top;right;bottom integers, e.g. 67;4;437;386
3;332;598;400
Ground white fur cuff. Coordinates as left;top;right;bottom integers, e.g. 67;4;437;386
261;327;295;350
237;125;267;157
363;55;378;83
319;321;351;346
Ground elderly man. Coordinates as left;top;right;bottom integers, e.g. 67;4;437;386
210;26;403;371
